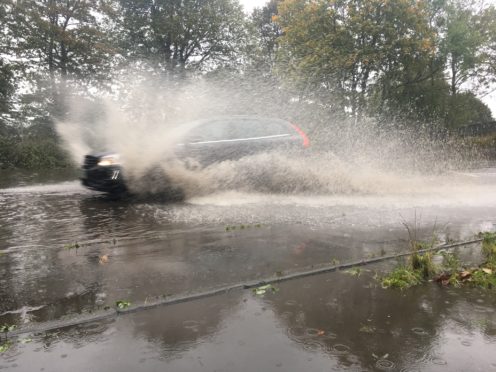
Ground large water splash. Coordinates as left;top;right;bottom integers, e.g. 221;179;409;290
55;72;481;199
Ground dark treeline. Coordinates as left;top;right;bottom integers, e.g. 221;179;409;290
0;0;495;168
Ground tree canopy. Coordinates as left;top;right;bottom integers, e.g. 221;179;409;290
0;0;495;168
115;0;247;70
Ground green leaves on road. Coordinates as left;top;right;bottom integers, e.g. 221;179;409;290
252;284;279;296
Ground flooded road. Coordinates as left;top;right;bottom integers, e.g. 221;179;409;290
3;271;495;372
1;168;496;371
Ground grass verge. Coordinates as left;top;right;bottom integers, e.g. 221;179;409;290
381;232;496;290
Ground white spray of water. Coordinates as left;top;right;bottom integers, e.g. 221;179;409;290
55;73;490;200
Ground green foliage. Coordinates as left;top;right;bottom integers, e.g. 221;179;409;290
1;0;496;170
0;136;72;169
7;0;115;82
252;284;278;295
481;232;496;259
0;59;14;116
381;248;436;289
226;223;263;231
276;0;439;118
383;232;496;290
381;267;423;290
64;242;80;250
443;1;490;97
469;268;496;289
411;252;437;279
116;0;247;71
0;341;11;353
445;92;493;128
0;324;15;333
275;0;495;126
116;300;131;309
0;0;117;155
248;0;282;72
441;251;461;271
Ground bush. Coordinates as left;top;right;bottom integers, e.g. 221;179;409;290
0;136;73;169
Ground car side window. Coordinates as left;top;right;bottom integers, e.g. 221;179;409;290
226;119;290;139
186;118;291;143
185;121;225;143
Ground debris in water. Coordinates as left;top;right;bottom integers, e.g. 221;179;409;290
115;300;131;309
344;267;362;277
0;324;15;333
359;325;376;333
252;284;278;296
0;341;11;353
64;242;79;250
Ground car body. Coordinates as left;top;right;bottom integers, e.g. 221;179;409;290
81;116;310;196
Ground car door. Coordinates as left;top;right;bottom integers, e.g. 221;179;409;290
181;117;298;166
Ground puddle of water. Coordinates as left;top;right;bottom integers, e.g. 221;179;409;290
1;169;496;370
1;270;495;371
0;173;494;324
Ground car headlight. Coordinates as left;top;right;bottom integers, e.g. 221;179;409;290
98;154;120;166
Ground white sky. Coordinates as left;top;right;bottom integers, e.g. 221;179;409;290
240;0;267;12
239;0;496;117
483;91;496;118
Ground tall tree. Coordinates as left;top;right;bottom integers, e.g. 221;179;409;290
249;0;282;72
8;0;115;82
443;0;485;96
276;0;437;119
115;0;247;72
0;59;14;129
4;0;116;129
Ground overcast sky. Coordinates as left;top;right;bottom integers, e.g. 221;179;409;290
239;0;496;116
240;0;267;12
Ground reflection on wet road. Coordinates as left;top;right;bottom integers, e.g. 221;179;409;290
2;271;496;371
1;169;496;370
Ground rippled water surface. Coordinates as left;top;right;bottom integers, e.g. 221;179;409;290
1;168;496;371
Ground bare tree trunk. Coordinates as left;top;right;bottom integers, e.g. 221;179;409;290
451;55;457;96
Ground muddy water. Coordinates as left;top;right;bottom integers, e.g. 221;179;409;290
1;168;496;370
1;271;496;371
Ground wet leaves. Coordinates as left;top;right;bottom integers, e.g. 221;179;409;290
434;254;496;289
0;341;11;353
115;300;131;309
0;324;15;333
99;254;109;265
252;284;278;296
381;267;422;289
382;234;496;290
460;270;471;279
64;242;79;250
344;267;361;277
469;268;496;289
359;324;376;334
225;223;263;231
480;231;496;258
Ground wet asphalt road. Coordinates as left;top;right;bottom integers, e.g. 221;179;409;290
1;168;496;371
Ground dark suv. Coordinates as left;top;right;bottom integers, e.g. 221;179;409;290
81;116;310;196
